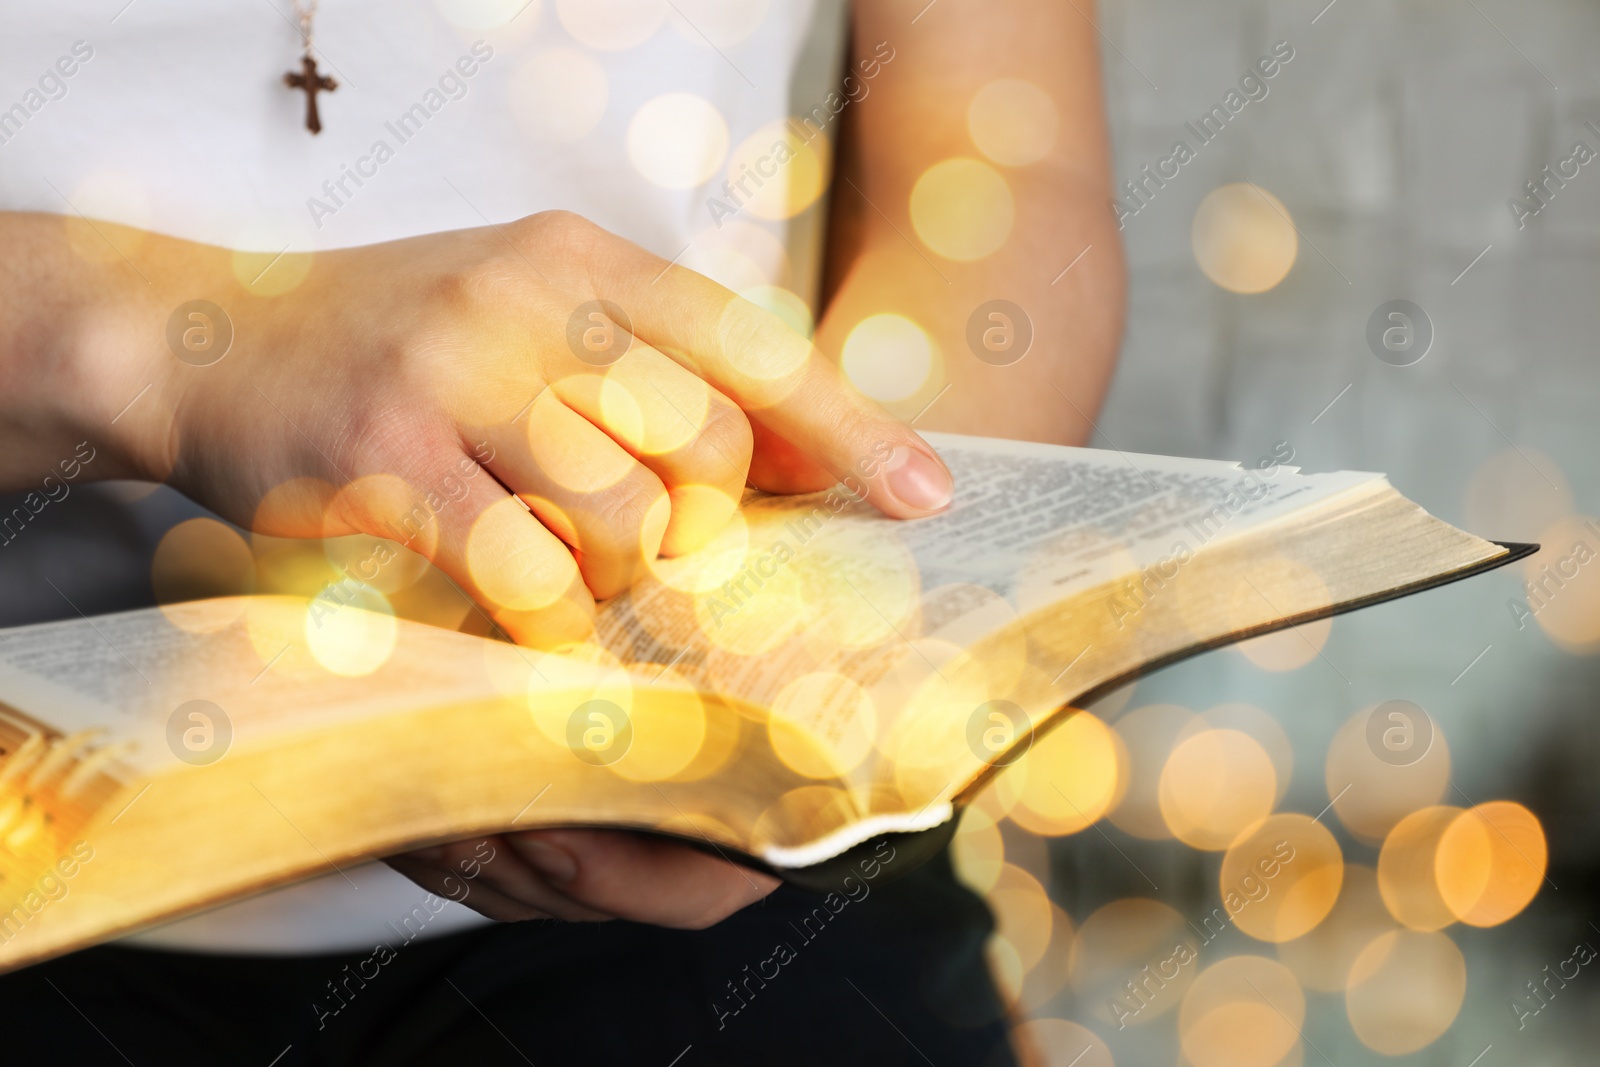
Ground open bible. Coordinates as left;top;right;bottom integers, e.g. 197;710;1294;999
0;433;1526;972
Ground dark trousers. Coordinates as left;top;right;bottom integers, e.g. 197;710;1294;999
2;850;1016;1066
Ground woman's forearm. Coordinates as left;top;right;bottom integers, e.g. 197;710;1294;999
818;0;1126;445
0;212;198;486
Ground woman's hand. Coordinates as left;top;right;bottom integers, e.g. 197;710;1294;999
387;829;781;928
116;211;952;644
9;209;953;644
0;208;952;925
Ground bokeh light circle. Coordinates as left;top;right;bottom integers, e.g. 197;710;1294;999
1191;182;1298;294
1179;955;1304;1067
627;93;729;189
1345;930;1466;1055
510;48;608;142
1158;728;1276;850
840;313;935;403
909;158;1014;261
1220;814;1344;943
556;0;666;50
1436;801;1546;927
967;78;1059;167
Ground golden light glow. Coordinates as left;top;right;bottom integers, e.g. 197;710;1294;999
1070;898;1195;1026
716;297;813;384
1158;728;1276;850
1345;930;1466;1055
556;0;666;49
740;285;814;339
64;172;150;265
465;497;580;612
578;351;716;458
840;313;935;403
510;48;608;143
1108;703;1200;840
1436;801;1546;927
768;673;876;778
1010;1019;1113;1067
967;79;1059;167
1196;703;1293;803
1179;956;1304;1067
1237;617;1331;672
1221;814;1343;943
884;648;993;775
1226;559;1332;671
232;224;313;298
1463;446;1572;545
320;535;429;597
627;93;728;189
1017;904;1078;1017
951;803;1006;894
1377;805;1463;931
751;784;853;853
1324;707;1451;841
666;0;767;47
252;535;340;600
525;644;630;747
326;474;439;584
665;693;743;783
1006;711;1124;836
1191;182;1298;294
251;477;338;539
151;518;255;633
724;119;831;221
607;684;707;783
244;596;318;682
797;526;920;651
987;863;1054;973
389;562;476;632
909;158;1014;261
986;933;1025;1006
1524;515;1600;651
683;219;789;293
304;584;398;677
436;0;535;29
692;556;805;656
525;389;637;493
1276;864;1398;993
647;508;749;593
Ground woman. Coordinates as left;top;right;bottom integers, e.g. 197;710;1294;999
0;1;1122;1061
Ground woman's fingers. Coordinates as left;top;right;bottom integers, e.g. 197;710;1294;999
383;853;550;923
572;227;954;518
744;419;840;496
552;344;751;557
389;830;777;928
509;828;779;929
480;390;670;600
337;449;596;647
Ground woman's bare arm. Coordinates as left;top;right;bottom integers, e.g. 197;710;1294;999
821;0;1126;445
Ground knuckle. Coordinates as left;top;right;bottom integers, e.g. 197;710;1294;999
690;398;754;482
518;210;602;257
580;468;667;550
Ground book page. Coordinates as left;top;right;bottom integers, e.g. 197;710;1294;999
594;434;1379;699
0;599;569;775
0;435;1385;832
584;434;1384;801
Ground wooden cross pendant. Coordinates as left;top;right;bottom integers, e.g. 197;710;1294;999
283;53;337;135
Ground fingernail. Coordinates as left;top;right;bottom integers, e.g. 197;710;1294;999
885;445;953;511
519;839;578;884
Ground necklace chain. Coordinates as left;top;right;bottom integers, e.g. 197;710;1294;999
292;0;320;52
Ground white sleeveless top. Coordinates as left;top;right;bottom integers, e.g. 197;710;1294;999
1;0;847;953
